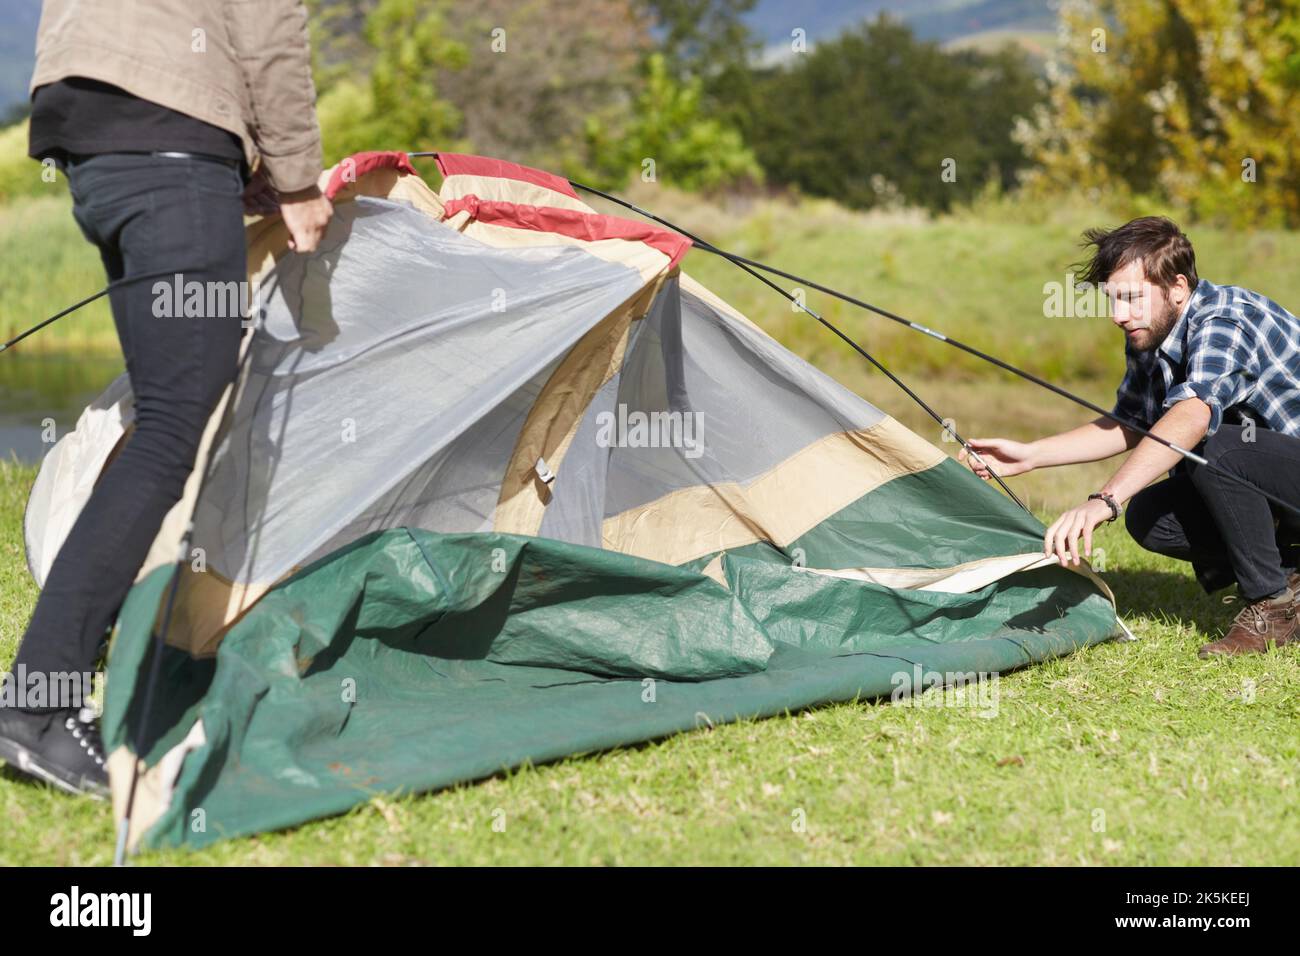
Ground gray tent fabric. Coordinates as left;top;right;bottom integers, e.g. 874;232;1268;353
196;196;647;584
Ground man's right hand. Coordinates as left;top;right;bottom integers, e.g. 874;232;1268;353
278;185;333;253
958;438;1038;479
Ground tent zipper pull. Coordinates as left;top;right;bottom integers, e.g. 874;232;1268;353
534;457;556;486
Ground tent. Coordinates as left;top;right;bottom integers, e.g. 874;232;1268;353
24;151;1118;851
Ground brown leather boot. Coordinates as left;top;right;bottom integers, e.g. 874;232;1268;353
1198;588;1299;658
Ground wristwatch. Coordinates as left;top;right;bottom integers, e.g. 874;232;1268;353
1088;492;1122;523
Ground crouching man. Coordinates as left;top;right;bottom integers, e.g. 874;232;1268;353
961;216;1300;659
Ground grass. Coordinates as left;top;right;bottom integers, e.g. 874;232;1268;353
10;166;1300;373
2;452;1297;866
0;192;118;354
593;180;1300;387
2;165;1299;865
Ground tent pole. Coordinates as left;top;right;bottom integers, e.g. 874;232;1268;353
1;267;206;354
560;182;1026;510
659;219;1030;511
566;179;1300;524
406;152;1019;507
2;287;109;353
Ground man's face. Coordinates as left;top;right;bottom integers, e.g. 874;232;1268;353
1105;259;1187;352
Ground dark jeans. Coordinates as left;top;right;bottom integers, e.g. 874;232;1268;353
1125;424;1300;601
13;153;245;684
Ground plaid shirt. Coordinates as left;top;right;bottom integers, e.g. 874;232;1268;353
1112;278;1300;437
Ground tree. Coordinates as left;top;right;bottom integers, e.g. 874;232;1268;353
747;16;1043;212
435;0;651;173
312;0;468;161
305;0;759;194
637;0;761;134
639;0;757;80
1020;0;1300;227
581;52;762;191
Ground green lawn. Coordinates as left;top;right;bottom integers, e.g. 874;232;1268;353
11;169;1300;372
3;170;1299;865
0;193;117;354
2;457;1296;866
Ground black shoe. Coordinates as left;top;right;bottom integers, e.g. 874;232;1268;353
0;705;109;798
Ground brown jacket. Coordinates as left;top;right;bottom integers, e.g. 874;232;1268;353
31;0;323;193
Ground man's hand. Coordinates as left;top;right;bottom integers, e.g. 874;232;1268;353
1044;497;1115;566
241;168;280;217
1038;399;1210;568
958;438;1038;479
278;185;333;253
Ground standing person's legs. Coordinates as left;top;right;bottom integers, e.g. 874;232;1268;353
1;153;245;793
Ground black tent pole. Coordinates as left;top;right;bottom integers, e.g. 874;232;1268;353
410;152;1027;508
1;287;109;353
1;267;211;354
564;178;1300;524
645;214;1031;511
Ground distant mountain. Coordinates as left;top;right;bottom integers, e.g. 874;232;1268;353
749;0;1056;47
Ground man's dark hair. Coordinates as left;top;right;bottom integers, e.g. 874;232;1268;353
1077;216;1198;291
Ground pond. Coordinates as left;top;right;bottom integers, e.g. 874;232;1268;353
0;352;125;464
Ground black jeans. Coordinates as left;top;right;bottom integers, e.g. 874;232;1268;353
1125;424;1300;601
13;153;245;684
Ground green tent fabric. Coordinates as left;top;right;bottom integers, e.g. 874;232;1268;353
105;514;1113;850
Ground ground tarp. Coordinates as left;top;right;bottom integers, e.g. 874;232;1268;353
105;520;1114;850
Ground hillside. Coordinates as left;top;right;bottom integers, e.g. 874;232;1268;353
749;0;1055;48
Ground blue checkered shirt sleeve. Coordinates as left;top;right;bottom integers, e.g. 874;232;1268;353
1163;316;1259;435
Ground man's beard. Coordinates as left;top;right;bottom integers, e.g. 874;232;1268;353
1129;300;1181;352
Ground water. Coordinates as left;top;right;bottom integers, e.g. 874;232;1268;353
0;352;125;463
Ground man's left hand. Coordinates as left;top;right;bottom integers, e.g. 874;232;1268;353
1044;497;1115;566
